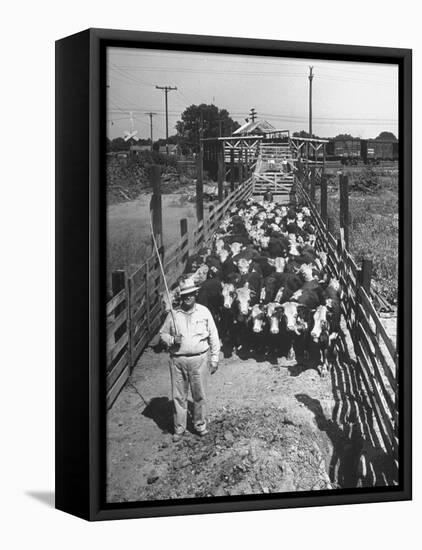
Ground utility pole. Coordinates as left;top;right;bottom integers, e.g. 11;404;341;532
145;112;156;151
308;67;314;138
155;85;177;155
249;108;257;123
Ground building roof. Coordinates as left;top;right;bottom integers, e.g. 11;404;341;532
233;119;276;136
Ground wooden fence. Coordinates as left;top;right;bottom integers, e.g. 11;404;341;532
295;178;398;485
106;176;254;408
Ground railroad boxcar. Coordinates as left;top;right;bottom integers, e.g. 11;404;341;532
363;139;398;163
334;138;361;165
326;137;399;164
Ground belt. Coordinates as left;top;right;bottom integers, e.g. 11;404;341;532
172;349;209;358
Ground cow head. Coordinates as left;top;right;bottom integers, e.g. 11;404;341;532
193;264;209;284
235;283;253;316
311;305;329;344
229;242;243;256
259;235;270;249
221;282;235;309
328;277;340;293
281;302;310;335
274;257;286;273
215;238;225;253
289;242;300;256
236;257;252;275
317;251;327;267
266;302;282;334
299;263;314;282
250;304;266;333
218;248;230;263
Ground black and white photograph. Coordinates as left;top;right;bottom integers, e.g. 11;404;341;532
105;46;401;504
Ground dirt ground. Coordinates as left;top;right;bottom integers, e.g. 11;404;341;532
107;343;343;503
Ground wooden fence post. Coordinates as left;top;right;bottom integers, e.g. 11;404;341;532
112;269;132;367
230;148;235;192
151;165;163;250
360;256;373;294
180;218;188;264
196;149;204;222
339;174;350;249
320;175;328;223
112;269;125;299
310;166;316;202
327;216;335;237
238;149;243;183
218;143;224;202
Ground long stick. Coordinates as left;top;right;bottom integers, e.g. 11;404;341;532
149;212;179;335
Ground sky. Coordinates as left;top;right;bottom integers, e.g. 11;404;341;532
107;47;399;142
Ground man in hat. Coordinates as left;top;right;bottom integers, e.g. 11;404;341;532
159;277;220;441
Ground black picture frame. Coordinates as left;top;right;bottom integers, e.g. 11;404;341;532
55;28;412;521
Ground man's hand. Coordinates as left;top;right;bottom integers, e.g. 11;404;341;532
173;334;183;346
209;361;218;375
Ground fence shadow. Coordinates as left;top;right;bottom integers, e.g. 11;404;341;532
295;393;363;488
298;330;397;488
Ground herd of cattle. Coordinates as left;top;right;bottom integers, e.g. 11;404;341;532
165;197;342;376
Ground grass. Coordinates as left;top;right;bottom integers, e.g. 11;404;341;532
317;170;398;304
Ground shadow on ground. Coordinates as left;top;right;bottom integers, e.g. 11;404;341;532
25;491;55;508
142;396;197;434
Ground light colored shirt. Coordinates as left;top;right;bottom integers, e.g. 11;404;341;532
159;303;220;363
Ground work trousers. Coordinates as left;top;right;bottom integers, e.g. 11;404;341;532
169;352;208;434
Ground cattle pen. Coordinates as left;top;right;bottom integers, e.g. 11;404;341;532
106;134;399;489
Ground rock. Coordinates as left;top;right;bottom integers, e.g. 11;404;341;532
224;430;234;442
173;458;191;470
147;469;159;484
211;485;227;497
249;444;258;463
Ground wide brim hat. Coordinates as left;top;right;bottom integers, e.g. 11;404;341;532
179;277;200;295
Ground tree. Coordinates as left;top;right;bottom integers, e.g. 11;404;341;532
109;137;131;152
333;133;356;140
176;104;240;152
375;131;397;141
292;130;321;139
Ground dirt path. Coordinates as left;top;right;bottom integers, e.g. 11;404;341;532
107;344;343;503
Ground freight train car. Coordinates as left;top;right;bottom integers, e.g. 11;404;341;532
334;138;361;165
363;139;398;163
326;137;399;164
